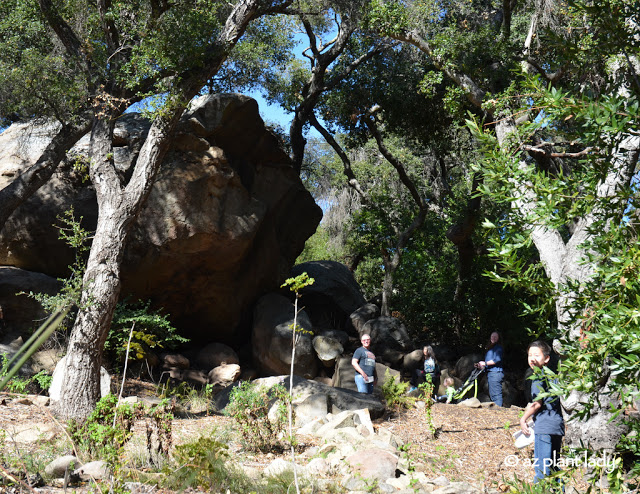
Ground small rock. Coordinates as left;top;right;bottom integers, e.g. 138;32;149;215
376;482;396;493
13;397;34;405
32;395;50;407
306;457;331;477
431;476;450;486
161;353;190;369
208;363;241;387
73;460;110;480
10;422;56;444
432;481;482;493
342;475;368;491
264;458;294;477
458;397;482;408
345;447;398;482
297;416;326;435
45;456;81;478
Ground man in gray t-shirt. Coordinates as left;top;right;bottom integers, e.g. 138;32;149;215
352;334;377;393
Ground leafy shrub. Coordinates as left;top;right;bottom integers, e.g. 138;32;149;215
380;368;413;409
261;470;323;494
105;299;189;367
164;436;253;492
68;394;143;465
156;380;215;415
499;472;567;493
225;381;289;452
32;370;53;391
0;354;53;394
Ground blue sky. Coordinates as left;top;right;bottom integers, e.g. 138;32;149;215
247;90;293;128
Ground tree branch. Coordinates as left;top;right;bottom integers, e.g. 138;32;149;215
392;29;487;110
522;144;597;158
37;0;85;62
324;41;394;92
362;110;427;216
362;110;428;252
308;113;368;201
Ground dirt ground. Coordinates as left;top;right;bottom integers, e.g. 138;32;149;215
0;379;601;492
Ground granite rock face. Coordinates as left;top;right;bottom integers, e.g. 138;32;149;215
0;94;322;343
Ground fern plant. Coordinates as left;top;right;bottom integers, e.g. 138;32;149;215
380;368;414;409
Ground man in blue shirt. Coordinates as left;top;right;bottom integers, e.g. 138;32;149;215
477;331;504;406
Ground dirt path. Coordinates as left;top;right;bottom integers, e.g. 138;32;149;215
0;390;593;492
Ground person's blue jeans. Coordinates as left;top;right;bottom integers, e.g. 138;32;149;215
534;433;563;483
487;370;503;406
355;374;373;394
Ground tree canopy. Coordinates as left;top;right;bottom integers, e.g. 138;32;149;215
0;0;638;481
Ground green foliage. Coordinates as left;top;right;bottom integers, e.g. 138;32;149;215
24;208;91;323
380;368;413;409
470;68;640;410
557;225;640;419
0;0;88;125
365;0;410;36
281;272;315;295
224;381;290;453
417;71;444;99
106;299;188;367
206;15;297;94
418;374;436;437
164;436;253;492
0;354;51;394
260;470;326;494
499;473;567;493
465;0;640;480
0;309;67;394
296;225;345;265
68;394;143;465
156;380;215;415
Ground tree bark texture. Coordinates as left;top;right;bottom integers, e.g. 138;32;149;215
497;119;640;339
54;0;295;421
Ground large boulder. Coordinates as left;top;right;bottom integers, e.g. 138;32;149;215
312;335;344;368
195;342;239;370
362;316;414;367
252;293;318;379
403;349;424;372
212;375;386;421
350;304;379;334
289;261;367;332
453;353;483;379
0;267;61;337
0;94;322;344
